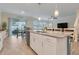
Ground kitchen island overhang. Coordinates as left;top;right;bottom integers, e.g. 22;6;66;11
30;31;72;55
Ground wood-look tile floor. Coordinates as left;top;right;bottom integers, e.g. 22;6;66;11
0;36;35;55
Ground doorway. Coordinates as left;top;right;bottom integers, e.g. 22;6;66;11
8;18;26;38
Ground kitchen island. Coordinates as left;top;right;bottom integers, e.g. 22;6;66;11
30;31;72;55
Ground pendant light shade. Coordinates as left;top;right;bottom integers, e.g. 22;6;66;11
54;4;59;17
38;3;41;21
54;9;59;17
38;17;41;20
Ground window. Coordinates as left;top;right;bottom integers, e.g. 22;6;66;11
32;20;49;31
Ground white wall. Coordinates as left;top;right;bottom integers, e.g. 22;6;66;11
52;15;76;28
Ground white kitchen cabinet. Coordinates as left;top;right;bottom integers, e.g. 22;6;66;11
0;31;7;50
42;36;57;55
30;32;68;55
30;33;36;51
30;33;43;54
36;34;43;55
0;36;3;50
56;37;67;55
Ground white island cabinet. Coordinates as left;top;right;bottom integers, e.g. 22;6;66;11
0;35;3;50
30;32;71;55
0;31;7;50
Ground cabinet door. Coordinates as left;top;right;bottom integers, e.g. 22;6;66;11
30;33;34;49
56;37;67;55
36;35;43;55
30;33;43;54
30;33;36;51
43;36;57;55
33;34;42;54
0;36;3;50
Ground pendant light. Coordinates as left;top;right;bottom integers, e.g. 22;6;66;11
38;3;41;21
54;4;59;17
38;17;41;21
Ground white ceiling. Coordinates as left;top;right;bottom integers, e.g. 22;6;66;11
0;3;79;19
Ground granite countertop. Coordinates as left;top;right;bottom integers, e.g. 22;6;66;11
30;31;73;38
